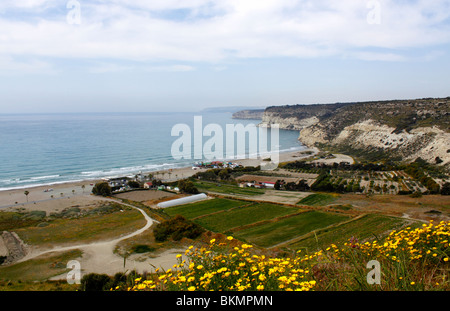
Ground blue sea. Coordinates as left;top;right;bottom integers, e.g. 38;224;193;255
0;112;305;191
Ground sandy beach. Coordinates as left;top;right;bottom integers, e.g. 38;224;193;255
0;148;322;211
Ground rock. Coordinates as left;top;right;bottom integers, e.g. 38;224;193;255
259;97;450;167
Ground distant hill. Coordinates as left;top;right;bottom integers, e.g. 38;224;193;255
232;109;265;120
201;106;265;114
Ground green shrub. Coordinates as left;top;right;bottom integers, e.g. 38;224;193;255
92;182;112;197
80;273;112;291
178;180;199;194
131;244;155;254
153;215;204;242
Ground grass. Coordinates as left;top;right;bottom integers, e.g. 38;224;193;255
127;220;450;292
194;181;266;196
0;211;46;231
288;214;413;252
297;193;339;206
15;208;145;248
0;249;82;283
194;203;300;232
164;198;247;219
234;211;350;248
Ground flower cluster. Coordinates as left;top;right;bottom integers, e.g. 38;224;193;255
125;220;449;291
129;237;319;291
347;220;449;263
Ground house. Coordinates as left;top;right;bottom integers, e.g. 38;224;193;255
106;177;129;192
144;182;153;189
239;182;247;188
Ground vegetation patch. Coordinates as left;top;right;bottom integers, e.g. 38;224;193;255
153;215;204;242
164;198;247;219
288;214;412;251
194;181;265;196
194;203;299;232
131;244;156;254
234;211;349;248
15;207;144;247
0;249;82;282
297;193;339;206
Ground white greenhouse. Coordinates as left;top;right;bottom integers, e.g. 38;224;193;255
156;193;208;208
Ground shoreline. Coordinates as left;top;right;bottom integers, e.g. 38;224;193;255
0;148;319;209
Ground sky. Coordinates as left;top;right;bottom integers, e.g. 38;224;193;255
0;0;449;113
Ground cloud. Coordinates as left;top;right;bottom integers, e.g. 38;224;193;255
0;56;56;75
88;62;134;74
145;65;196;72
0;0;449;71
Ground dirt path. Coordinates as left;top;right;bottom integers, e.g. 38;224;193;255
16;199;183;278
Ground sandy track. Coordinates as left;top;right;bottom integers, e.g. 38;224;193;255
17;199;183;279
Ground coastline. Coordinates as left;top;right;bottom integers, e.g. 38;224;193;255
0;148;318;210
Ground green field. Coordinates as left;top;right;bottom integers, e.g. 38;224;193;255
297;193;339;206
234;211;350;248
0;249;82;282
164;198;247;219
194;203;300;232
194;181;266;196
288;214;412;251
15;208;144;247
163;197;355;249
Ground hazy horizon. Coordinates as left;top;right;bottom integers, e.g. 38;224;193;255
1;1;449;114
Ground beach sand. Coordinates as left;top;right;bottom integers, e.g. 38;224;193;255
0;148;324;211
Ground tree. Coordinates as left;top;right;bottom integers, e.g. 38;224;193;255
92;182;112;197
274;180;281;190
24;190;29;202
128;181;140;189
218;169;231;180
178;180;199;194
440;182;450;195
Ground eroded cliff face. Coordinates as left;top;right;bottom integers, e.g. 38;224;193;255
259;98;450;166
300;120;450;165
260;113;319;130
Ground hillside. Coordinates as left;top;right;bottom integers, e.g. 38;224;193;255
259;97;450;167
232;109;265;120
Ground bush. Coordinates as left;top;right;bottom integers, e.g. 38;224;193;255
92;182;112;197
23;210;46;220
131;244;155;254
442;183;450;195
153;215;204;242
128;181;140;188
178;180;199;194
80;273;112;291
410;191;423;198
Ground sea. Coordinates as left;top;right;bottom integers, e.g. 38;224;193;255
0;112;305;191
